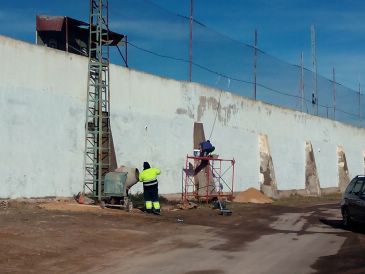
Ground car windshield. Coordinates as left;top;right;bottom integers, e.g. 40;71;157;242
351;179;364;196
345;179;356;194
358;179;365;198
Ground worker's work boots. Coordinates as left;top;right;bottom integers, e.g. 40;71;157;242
152;209;161;215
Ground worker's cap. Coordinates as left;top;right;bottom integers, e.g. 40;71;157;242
143;162;151;170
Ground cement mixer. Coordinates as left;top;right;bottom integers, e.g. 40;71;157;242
100;166;139;211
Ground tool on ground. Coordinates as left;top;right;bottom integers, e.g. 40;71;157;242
212;159;232;216
213;198;232;216
212;175;232;215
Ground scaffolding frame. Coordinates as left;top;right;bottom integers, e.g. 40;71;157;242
83;0;111;201
183;155;235;202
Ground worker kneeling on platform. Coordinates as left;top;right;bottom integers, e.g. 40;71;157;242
200;140;215;156
193;140;216;176
139;162;161;215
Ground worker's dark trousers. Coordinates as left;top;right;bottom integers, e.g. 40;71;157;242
143;184;160;213
200;146;215;157
194;147;216;175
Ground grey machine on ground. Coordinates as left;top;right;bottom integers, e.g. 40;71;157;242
101;166;140;211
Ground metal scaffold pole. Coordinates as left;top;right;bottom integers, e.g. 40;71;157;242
189;0;193;82
311;25;318;115
333;68;336;119
253;29;257;100
83;0;111;201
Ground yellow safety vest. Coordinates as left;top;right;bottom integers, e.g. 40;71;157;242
139;168;161;186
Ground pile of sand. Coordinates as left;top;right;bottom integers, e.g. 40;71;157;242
234;187;273;204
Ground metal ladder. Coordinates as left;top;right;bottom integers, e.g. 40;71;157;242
83;0;111;201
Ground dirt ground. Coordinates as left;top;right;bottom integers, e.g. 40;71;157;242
0;196;364;274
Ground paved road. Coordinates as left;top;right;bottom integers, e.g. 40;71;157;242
86;203;364;274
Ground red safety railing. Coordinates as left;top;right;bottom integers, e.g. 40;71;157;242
182;155;235;203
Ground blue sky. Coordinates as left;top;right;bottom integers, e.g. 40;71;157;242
153;0;365;91
1;0;365;91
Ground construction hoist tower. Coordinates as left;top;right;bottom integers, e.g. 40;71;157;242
83;0;111;201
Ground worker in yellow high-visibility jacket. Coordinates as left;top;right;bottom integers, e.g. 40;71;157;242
139;162;161;214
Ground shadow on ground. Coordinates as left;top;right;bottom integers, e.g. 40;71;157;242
313;218;365;274
319;218;365;235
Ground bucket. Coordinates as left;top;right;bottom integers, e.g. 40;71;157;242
193;149;200;157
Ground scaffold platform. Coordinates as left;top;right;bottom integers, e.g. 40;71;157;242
182;155;235;202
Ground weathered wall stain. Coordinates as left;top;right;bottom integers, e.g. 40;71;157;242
305;141;321;196
259;134;278;198
197;96;238;125
176;108;194;119
176;108;187;115
197;96;208;121
337;145;349;192
176;86;195;119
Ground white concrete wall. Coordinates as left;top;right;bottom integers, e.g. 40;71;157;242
1;35;365;198
0;36;86;198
